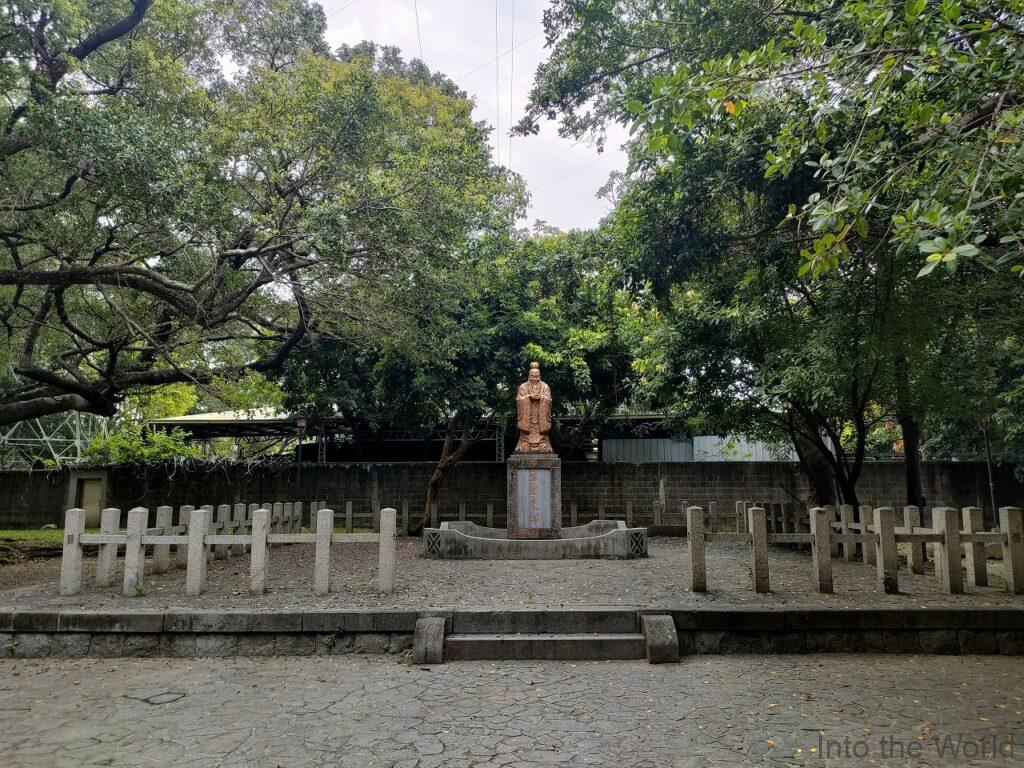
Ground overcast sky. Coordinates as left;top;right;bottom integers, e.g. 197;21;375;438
323;0;630;232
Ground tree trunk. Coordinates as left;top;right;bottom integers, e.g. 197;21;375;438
790;427;836;507
415;421;473;534
898;411;926;509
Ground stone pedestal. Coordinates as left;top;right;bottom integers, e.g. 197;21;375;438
507;453;561;539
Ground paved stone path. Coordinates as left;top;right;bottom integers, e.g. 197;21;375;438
1;654;1021;766
2;539;1022;612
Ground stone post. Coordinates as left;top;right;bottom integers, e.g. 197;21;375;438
686;505;706;593
935;506;964;594
185;506;211;596
809;507;833;594
874;507;898;594
246;503;258;553
272;502;283;538
95;507;121;587
824;505;839;558
122;507;147;597
294;501;303;533
840;504;855;561
748;506;769;593
903;505;925;574
962;506;987;587
153;505;173;572
345;500;354;533
249;507;270;596
378;507;397;594
313;507;333;596
58;507;85;596
231;503;246;556
999;507;1024;595
175;505;193;569
860;506;877;566
214;504;231;559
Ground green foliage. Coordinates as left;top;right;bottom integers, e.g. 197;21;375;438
84;424;200;465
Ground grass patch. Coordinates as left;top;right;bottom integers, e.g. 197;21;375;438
0;528;68;545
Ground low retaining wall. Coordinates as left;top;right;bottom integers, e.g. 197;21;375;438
3;608;1024;658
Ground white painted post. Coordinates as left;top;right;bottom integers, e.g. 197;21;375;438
962;506;987;587
378;506;396;594
840;504;855;561
95;507;121;587
748;506;769;593
860;506;877;566
313;507;333;596
874;507;898;594
185;506;211;596
904;505;925;574
249;507;270;595
214;504;230;559
346;500;354;533
999;507;1024;595
59;508;86;596
153;505;173;573
122;507;147;596
935;507;963;594
175;505;193;569
231;503;246;556
686;505;706;593
810;507;833;594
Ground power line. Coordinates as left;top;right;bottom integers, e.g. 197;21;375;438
494;0;501;166
532;147;625;191
508;0;515;166
323;0;364;21
411;0;423;59
455;29;541;82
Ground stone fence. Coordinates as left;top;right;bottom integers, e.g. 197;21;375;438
57;502;397;598
688;503;1024;596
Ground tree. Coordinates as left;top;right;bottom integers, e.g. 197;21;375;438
0;0;508;427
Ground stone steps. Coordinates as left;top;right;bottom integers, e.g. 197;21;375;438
451;608;639;635
444;632;646;661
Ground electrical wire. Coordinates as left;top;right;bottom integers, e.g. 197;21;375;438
412;0;423;59
508;0;515;166
494;0;501;165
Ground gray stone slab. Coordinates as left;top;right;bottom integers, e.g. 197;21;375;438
163;611;303;633
301;610;420;633
57;612;164;633
641;615;680;664
453;608;638;634
412;616;446;665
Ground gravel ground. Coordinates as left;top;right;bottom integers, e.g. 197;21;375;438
2;654;1022;766
1;538;1022;611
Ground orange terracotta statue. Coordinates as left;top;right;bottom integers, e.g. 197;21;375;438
515;362;553;453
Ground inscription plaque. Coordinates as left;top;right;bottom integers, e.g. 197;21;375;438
516;468;552;529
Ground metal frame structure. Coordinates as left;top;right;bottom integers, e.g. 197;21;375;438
0;412;107;469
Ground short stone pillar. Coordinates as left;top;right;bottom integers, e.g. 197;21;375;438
214;504;231;559
185;506;212;596
809;507;833;594
860;506;877;566
59;508;86;596
122;507;147;597
999;507;1024;595
175;504;192;569
378;507;397;594
686;505;706;593
95;507;121;587
249;507;271;596
903;505;926;574
313;507;333;596
874;507;899;594
153;505;173;572
748;506;769;593
962;506;987;587
824;505;840;558
839;504;855;561
507;453;562;539
935;507;964;594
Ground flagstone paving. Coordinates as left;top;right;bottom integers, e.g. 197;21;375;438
1;538;1021;611
2;653;1022;766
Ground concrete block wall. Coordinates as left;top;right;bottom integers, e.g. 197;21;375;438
2;460;1022;528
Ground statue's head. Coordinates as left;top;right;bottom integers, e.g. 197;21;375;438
528;361;541;382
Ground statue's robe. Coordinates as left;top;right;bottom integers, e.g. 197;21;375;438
515;380;553;453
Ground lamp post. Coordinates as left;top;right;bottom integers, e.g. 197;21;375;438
295;415;308;508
